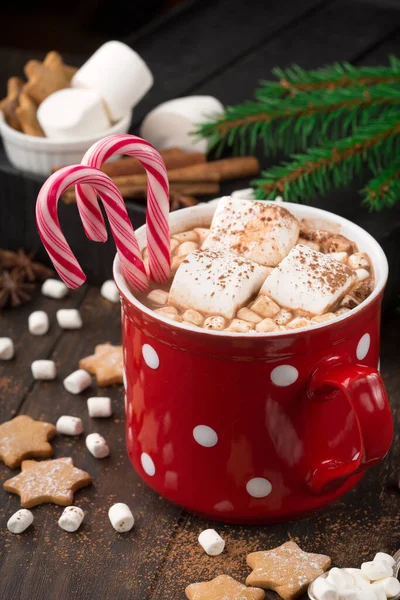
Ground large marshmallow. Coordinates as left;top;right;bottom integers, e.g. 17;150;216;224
202;197;300;267
140;95;223;153
169;249;268;320
261;244;357;316
37;89;110;140
72;41;153;121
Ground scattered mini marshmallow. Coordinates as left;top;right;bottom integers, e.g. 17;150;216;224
140;95;223;153
371;577;400;598
28;311;49;335
198;529;225;556
31;359;56;380
203;316;226;330
58;506;84;532
56;416;83;436
7;509;34;534
41;279;68;299
147;289;169;306
87;397;112;418
328;251;348;264
231;188;256;200
108;503;134;532
37;88;110;139
86;433;110;458
169;249;267;320
348;252;370;270
100;279;120;303
203;197;300;267
261;244;357;316
56;309;83;330
361;560;393;581
326;567;354;590
0;337;14;360
313;577;339;600
63;369;92;394
72;41;153;121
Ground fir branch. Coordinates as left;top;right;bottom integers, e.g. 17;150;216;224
256;56;400;99
362;159;400;210
197;84;400;155
252;112;400;206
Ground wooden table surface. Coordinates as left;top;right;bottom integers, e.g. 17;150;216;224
1;1;400;599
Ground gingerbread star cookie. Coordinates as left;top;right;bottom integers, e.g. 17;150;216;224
246;541;331;600
4;457;92;508
186;575;265;600
15;92;44;136
0;76;24;131
0;415;56;468
79;343;123;386
23;51;77;105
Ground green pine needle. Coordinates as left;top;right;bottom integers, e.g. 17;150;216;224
252;111;400;208
362;159;400;210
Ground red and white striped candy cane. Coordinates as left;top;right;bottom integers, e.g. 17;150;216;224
76;134;170;283
36;165;149;292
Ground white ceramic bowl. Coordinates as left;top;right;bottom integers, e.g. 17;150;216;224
0;110;132;176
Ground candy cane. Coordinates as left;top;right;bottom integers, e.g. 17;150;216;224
36;165;149;292
76;134;170;283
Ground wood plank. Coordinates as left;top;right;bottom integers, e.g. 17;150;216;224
0;287;182;599
0;285;87;422
148;314;400;600
129;0;330;126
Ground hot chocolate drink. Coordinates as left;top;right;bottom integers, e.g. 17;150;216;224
138;197;374;332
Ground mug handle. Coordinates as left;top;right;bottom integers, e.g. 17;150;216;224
306;360;393;494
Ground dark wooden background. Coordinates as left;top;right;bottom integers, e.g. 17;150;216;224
0;1;400;599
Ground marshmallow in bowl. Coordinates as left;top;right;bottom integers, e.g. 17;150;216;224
37;89;110;140
169;249;268;320
72;41;153;121
261;244;357;316
202;197;300;267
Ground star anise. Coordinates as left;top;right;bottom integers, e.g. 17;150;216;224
0;249;54;282
0;269;35;308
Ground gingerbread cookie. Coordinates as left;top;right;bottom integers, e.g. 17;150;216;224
23;51;77;105
0;415;56;468
79;343;123;386
246;541;331;600
0;76;24;131
186;575;265;600
16;92;44;136
4;457;92;508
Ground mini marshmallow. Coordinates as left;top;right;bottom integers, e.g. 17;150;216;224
236;307;262;323
140;95;223;153
251;295;280;318
56;416;83;436
261;245;357;316
362;591;385;600
182;309;204;326
28;311;49;335
371;577;400;597
86;433;110;458
0;337;14;360
227;319;254;333
63;369;91;394
356;269;370;282
37;88;110;139
203;197;300;267
342;569;370;590
72;41;153;121
328;252;349;264
339;589;362;600
108;502;134;532
100;279;120;303
348;252;370;270
255;318;278;332
198;529;225;556
58;506;84;532
41;279;68;299
313;577;339;600
326;568;354;591
231;188;256;200
204;316;226;330
7;509;33;534
169;249;267;320
361;560;393;581
147;289;169;306
177;241;199;257
374;552;396;568
87;397;112;418
31;359;56;380
56;309;83;330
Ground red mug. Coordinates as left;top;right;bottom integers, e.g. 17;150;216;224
114;200;393;524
